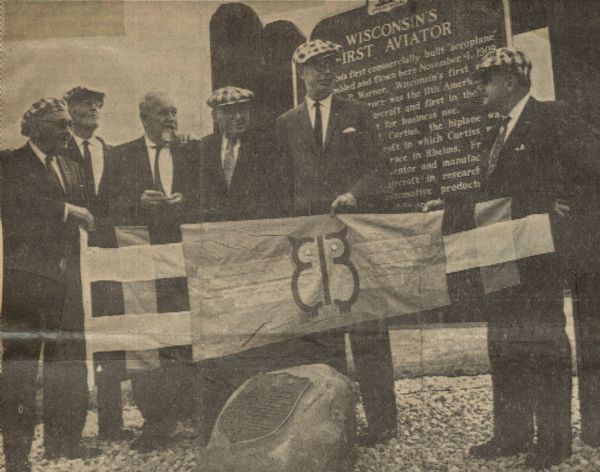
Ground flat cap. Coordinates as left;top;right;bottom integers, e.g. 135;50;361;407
293;39;343;65
207;86;255;108
473;47;532;83
63;85;105;103
21;97;67;137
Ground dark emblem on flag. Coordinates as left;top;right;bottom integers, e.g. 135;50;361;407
288;226;360;317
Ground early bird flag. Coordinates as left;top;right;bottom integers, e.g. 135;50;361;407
81;197;555;372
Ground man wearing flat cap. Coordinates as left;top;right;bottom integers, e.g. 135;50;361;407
0;98;95;471
194;85;278;222
191;85;280;441
274;39;397;446
108;90;196;452
63;86;132;443
463;47;600;469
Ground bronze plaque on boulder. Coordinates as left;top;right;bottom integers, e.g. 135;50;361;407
218;372;312;444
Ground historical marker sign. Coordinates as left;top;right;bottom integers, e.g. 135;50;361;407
313;0;505;212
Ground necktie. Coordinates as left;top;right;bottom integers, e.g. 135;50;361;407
45;155;65;193
222;139;237;189
314;101;323;149
82;140;96;196
487;116;511;176
153;145;166;194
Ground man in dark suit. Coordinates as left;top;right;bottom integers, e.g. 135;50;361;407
273;40;397;446
108;90;195;452
191;86;282;442
194;86;277;222
465;47;600;469
63;85;133;442
0;98;95;471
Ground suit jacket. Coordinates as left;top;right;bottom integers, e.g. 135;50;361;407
481;97;600;279
1;143;86;281
274;96;388;216
64;135;113;218
108;136;197;234
191;129;278;222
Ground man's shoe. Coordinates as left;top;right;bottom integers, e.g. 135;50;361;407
131;431;168;453
63;444;102;460
469;438;531;459
524;451;571;470
6;458;31;472
99;428;135;441
357;427;397;447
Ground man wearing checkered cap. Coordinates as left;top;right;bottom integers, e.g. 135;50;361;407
466;47;600;469
194;85;278;221
191;86;281;441
0;98;96;471
274;39;397;446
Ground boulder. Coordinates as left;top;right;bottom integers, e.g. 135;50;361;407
197;363;357;472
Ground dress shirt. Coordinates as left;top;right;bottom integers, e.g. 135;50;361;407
73;134;104;194
220;136;241;171
144;135;173;196
504;93;531;143
29;140;69;220
305;94;333;142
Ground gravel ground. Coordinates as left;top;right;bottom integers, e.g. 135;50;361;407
1;374;598;472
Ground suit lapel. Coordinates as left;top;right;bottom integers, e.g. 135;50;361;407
299;102;321;157
134;137;154;189
324;98;341;152
25;144;67;195
487;98;536;177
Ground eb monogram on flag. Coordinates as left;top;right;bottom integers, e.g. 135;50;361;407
80;198;556;373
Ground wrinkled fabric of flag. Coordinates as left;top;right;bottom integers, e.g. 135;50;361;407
80;197;556;374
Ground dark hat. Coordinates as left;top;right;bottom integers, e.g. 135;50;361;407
63;85;105;104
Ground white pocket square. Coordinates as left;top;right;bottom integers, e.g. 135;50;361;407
514;143;526;151
342;127;356;133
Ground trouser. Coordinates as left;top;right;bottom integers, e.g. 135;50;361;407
131;345;194;437
486;284;572;457
573;272;600;445
196;320;397;441
94;353;126;436
46;257;89;449
0;270;65;467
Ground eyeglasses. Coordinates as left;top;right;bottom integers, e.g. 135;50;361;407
81;99;104;108
309;57;338;73
38;119;74;129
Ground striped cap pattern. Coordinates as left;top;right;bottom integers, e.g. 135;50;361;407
207;86;255;108
474;47;532;82
21;97;67;137
292;39;343;65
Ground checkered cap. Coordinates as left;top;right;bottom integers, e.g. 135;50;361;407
21;98;67;137
293;39;343;65
63;85;105;104
207;86;255;108
473;47;532;82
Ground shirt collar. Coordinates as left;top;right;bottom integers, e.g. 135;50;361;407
305;94;333;111
28;140;48;163
72;133;97;148
221;135;241;152
507;93;531;125
144;135;170;150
